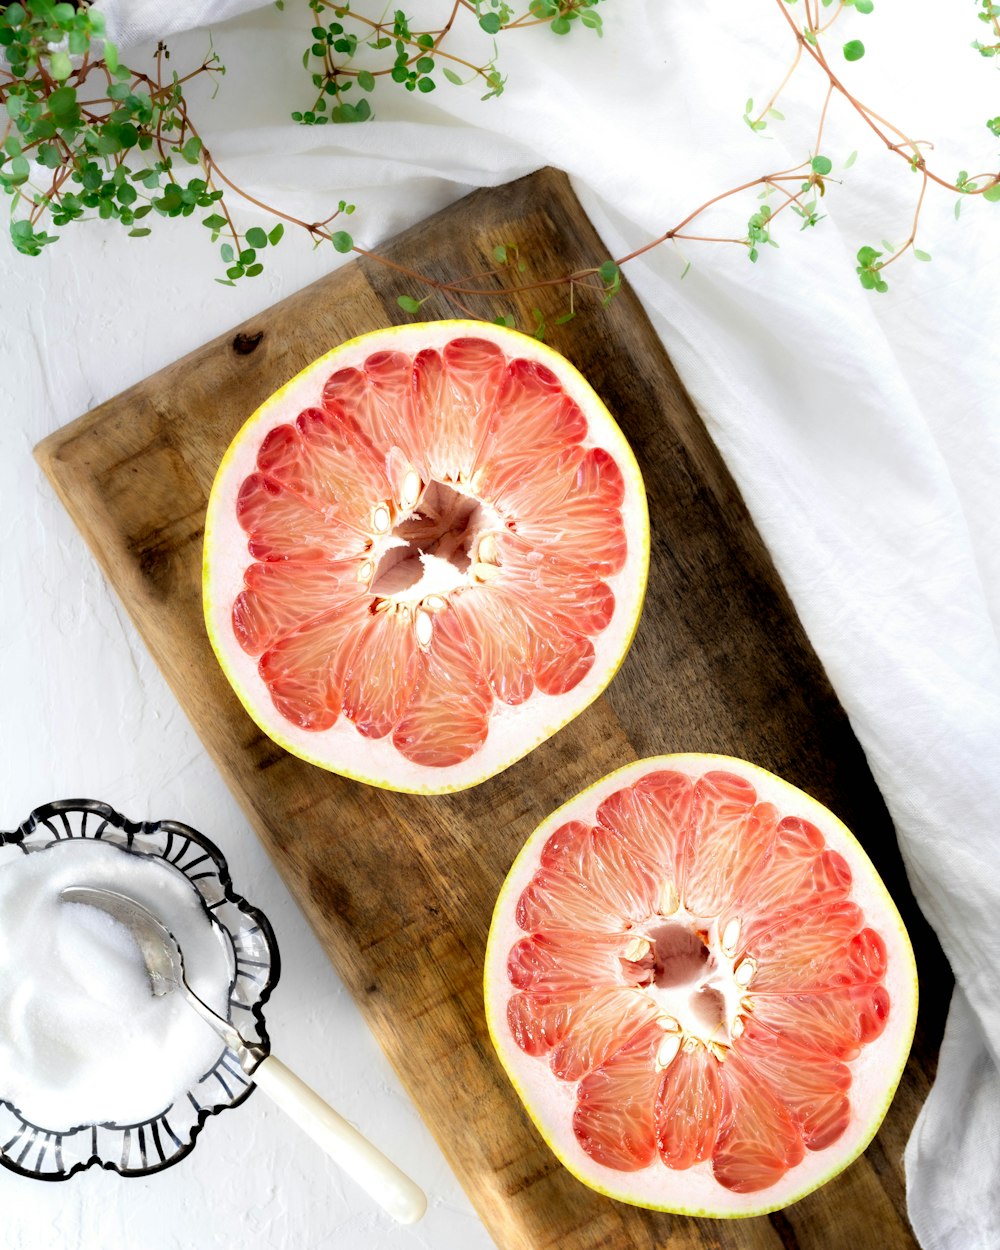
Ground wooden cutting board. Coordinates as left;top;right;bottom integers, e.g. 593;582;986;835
35;168;948;1250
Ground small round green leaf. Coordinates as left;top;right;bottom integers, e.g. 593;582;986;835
811;155;833;175
479;13;502;34
49;86;80;127
245;226;268;249
331;230;353;253
49;52;73;81
843;40;865;61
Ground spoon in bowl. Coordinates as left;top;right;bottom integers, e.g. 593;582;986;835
60;885;427;1225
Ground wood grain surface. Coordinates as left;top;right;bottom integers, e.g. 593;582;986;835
35;168;949;1250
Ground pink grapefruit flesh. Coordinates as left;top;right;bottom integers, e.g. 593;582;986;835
484;754;917;1216
203;322;648;794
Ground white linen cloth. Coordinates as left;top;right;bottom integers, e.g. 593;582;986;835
5;1;998;1246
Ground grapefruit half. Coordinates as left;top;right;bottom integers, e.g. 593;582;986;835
484;754;918;1216
203;322;648;794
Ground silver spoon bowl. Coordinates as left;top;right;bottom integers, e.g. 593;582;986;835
61;886;265;1074
60;885;426;1224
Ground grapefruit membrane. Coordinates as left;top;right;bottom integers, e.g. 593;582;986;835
203;322;648;794
484;754;917;1216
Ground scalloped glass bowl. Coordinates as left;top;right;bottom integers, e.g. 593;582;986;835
0;799;279;1181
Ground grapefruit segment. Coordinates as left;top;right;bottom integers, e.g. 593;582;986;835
681;777;778;917
410;339;505;484
257;597;369;731
736;1021;852;1151
848;926;889;982
257;405;390;531
530;624;595;698
450;587;534;706
507;932;633;995
476;359;588;503
498;536;617;637
507;990;563;1057
204;321;648;793
390;606;491;768
322;351;421;472
512;447;627;579
516;821;660;934
713;1049;805;1193
654;1041;722;1170
748;983;890;1062
232;558;359;655
742;901;867;993
439;337;507;473
341;607;420;740
730;816;852;932
506;984;661;1080
236;472;366;562
596;769;694;874
573;1022;663;1171
486;443;584;524
549;988;662;1082
484;754;918;1216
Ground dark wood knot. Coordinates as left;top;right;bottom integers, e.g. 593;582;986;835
233;330;265;355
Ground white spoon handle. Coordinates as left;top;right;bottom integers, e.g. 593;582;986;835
251;1055;427;1225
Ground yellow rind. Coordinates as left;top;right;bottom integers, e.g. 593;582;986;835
203;320;649;795
483;753;919;1218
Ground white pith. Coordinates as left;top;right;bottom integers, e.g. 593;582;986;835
365;479;505;628
203;320;649;795
618;906;750;1056
484;754;919;1218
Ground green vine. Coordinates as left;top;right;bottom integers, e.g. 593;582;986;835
1;0;998;325
291;0;603;125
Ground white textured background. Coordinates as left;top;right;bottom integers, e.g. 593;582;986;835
2;2;999;1248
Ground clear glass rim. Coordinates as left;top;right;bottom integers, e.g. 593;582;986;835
0;798;280;1181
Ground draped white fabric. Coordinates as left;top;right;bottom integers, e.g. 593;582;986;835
15;1;1000;1244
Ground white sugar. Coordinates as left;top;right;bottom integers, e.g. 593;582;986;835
0;838;235;1131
